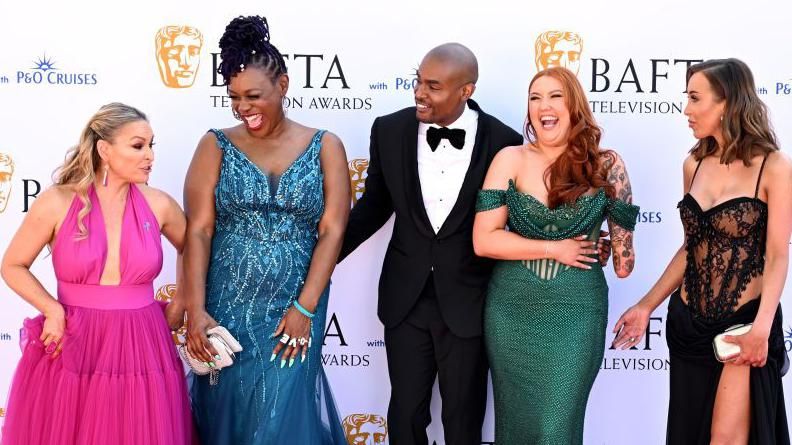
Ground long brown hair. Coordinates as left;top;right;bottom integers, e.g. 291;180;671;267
524;67;613;208
687;59;779;164
53;103;147;238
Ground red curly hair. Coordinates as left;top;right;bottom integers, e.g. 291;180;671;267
524;67;614;208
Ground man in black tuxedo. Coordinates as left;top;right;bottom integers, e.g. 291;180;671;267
338;43;521;445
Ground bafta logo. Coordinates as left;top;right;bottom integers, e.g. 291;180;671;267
348;158;369;205
535;31;583;75
155;25;203;88
342;414;387;445
155;284;187;345
0;153;15;213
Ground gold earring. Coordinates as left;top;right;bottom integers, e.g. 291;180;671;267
102;165;109;187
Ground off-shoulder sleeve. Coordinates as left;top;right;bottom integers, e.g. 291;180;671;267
607;199;640;231
476;189;506;212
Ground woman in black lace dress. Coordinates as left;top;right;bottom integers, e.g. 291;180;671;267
613;58;791;444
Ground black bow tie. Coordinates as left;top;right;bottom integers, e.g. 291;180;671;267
426;126;466;151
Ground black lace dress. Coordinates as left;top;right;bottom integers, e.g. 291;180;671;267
666;156;789;444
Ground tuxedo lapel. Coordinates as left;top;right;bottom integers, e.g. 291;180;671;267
437;100;490;237
401;116;434;237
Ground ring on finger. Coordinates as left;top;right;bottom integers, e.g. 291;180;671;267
629;337;636;342
45;341;58;354
288;338;297;347
279;334;290;344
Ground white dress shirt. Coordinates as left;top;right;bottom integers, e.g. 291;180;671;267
417;104;479;233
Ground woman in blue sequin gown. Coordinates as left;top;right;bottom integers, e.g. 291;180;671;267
182;16;349;444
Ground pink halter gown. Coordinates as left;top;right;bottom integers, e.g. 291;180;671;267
1;184;194;445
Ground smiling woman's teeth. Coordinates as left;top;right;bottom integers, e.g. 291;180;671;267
540;116;558;129
244;114;263;127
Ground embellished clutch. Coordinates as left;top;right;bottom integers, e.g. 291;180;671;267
713;323;752;362
178;326;243;384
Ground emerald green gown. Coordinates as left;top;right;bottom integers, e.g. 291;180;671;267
477;180;639;445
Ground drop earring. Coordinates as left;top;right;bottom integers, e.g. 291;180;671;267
102;165;109;187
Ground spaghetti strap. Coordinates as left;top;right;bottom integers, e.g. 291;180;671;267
754;154;770;198
690;158;704;188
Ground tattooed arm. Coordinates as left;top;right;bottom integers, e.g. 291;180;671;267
603;151;635;278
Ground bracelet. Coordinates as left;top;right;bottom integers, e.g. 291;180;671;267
293;300;315;319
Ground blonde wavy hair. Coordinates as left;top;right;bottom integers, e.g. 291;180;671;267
53;102;148;239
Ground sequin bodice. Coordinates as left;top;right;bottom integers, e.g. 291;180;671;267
477;179;638;280
205;129;326;343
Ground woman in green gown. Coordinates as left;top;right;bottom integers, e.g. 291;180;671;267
472;67;639;444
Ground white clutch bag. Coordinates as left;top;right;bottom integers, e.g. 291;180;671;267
178;326;243;384
713;323;752;362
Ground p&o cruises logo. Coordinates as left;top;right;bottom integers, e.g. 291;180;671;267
16;54;98;86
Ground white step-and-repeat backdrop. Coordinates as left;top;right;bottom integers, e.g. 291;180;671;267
0;1;790;443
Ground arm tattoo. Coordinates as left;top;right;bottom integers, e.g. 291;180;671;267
606;153;635;274
605;153;633;203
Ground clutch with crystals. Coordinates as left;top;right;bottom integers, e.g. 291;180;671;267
713;323;752;362
178;326;243;384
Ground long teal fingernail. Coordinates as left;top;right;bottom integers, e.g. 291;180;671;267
214;355;221;361
270;353;276;362
207;362;215;368
289;358;295;368
280;359;286;368
301;355;306;363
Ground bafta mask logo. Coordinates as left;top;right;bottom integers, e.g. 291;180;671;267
155;25;203;88
348;159;369;205
535;31;584;75
155;284;187;345
343;414;387;445
0;153;14;213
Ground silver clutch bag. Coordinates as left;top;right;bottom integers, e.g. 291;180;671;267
713;323;752;362
178;326;243;384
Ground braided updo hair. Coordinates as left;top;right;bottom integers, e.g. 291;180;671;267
217;15;287;85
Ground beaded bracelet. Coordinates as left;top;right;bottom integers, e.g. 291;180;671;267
293;300;315;319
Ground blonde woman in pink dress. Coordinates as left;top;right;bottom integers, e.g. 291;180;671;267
0;103;195;445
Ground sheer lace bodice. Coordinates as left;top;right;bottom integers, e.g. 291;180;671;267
678;156;769;321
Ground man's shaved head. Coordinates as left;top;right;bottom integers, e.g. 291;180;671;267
415;43;479;126
423;43;479;85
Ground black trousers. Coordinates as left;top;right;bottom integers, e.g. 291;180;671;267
384;275;488;445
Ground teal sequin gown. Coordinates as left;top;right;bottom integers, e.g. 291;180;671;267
191;129;346;445
477;180;639;445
